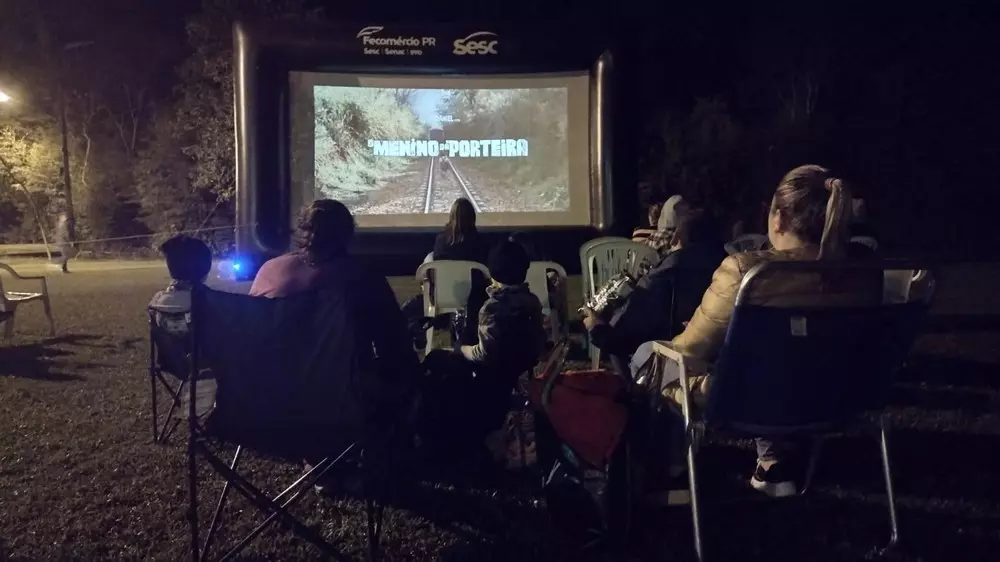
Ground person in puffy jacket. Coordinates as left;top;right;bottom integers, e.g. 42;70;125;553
655;165;882;498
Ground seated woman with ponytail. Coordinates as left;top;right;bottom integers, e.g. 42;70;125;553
651;165;881;499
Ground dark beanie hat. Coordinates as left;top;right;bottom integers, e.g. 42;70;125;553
488;240;530;285
160;235;212;283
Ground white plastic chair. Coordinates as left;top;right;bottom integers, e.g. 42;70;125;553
851;236;878;252
581;239;657;302
581;239;658;368
415;260;489;354
526;261;568;342
883;269;932;304
724;233;770;255
578;236;630;299
586;244;659;299
0;263;55;339
419;252;435;289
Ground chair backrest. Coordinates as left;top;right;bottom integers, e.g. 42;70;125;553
0;263;17;309
525;261;567;309
706;261;930;431
191;284;371;451
578;237;629;297
422;252;435;265
415;260;490;314
148;309;191;377
579;236;630;270
584;240;655;300
851;236;878;251
724;233;770;255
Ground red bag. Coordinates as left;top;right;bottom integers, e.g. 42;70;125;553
527;369;628;468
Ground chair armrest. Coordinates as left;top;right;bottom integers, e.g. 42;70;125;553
0;263;46;282
651;341;711;372
650;340;706;423
650;341;691;391
651;340;684;363
538;338;570;414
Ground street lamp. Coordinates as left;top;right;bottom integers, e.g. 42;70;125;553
0;90;10;103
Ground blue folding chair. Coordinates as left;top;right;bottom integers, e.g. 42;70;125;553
653;260;932;561
184;284;414;562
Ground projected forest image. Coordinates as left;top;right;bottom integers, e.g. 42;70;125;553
312;86;569;214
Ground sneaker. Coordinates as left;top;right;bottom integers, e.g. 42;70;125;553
750;462;797;498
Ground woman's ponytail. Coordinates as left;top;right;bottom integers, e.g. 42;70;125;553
773;165;855;258
817;177;853;260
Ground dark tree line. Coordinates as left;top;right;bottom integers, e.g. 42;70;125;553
0;0;313;253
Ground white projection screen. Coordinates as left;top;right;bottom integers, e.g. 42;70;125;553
288;72;592;229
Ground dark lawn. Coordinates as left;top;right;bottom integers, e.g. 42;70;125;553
0;261;998;561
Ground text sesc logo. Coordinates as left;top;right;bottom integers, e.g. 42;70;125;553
453;31;499;55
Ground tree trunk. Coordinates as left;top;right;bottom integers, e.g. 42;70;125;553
80;133;92;188
34;2;75;243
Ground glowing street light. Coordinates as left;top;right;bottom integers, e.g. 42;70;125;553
0;90;11;103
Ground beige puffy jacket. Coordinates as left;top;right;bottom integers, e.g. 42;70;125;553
662;246;882;407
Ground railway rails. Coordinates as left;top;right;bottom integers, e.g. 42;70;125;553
421;156;485;213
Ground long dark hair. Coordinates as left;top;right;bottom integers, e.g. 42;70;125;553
771;165;853;259
444;198;477;245
295;199;355;265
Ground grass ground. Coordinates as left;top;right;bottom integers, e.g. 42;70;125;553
0;261;998;561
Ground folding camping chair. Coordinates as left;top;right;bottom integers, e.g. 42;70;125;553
526;339;633;548
185;284;407;562
148;308;192;443
652;260;931;562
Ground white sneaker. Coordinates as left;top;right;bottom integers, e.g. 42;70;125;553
750;462;797;498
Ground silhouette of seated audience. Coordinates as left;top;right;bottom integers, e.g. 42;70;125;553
645;195;693;255
631;202;662;243
420;239;547;461
646;165;883;500
583;211;727;376
247;199;423;486
402;197;490;350
148;235;213;375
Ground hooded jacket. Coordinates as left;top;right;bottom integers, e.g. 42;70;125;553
461;282;546;374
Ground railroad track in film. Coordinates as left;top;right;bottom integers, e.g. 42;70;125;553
422;156;485;214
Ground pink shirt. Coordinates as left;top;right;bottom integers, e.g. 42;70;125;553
249;252;334;298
